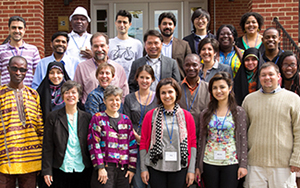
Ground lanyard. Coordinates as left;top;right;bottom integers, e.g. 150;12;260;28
71;35;88;50
262;52;280;64
146;60;160;82
138;91;151;126
214;108;229;137
10;47;23;57
163;111;175;144
245;34;258;50
184;81;201;112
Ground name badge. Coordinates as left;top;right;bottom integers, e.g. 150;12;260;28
165;151;177;161
214;151;226;160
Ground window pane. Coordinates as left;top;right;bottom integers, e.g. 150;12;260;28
97;10;107;20
128;11;144;43
97;22;107;32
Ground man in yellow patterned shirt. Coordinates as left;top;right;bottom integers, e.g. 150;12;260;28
0;56;43;188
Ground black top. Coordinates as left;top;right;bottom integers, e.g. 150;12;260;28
183;32;216;54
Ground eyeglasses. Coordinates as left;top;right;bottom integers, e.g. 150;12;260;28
219;33;233;36
282;64;297;68
195;17;207;22
9;66;28;73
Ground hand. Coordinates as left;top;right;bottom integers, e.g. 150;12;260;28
291;166;300;173
141;171;149;185
195;168;201;183
237;167;248;180
186;172;194;187
98;168;108;184
80;48;93;59
133;130;141;143
125;171;135;184
44;175;53;187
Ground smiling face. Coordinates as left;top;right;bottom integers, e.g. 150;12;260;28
71;15;88;35
136;70;153;90
212;79;232;102
263;29;280;51
144;35;162;58
281;55;298;79
193;16;208;32
9;21;26;42
8;57;27;86
244;16;259;34
104;94;121;114
259;66;280;93
97;67;114;89
63;87;79;106
183;55;201;79
159;18;175;37
159;84;177;110
49;68;64;85
244;56;258;71
218;26;234;50
115;16;131;35
92;35;109;62
51;35;68;55
200;43;216;64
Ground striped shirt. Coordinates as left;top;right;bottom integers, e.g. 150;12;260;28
0;42;41;86
0;85;43;174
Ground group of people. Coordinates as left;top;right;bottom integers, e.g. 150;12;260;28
0;5;299;188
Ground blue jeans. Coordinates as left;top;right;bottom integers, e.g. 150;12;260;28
132;146;151;188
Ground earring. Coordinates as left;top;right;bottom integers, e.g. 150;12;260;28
257;28;260;32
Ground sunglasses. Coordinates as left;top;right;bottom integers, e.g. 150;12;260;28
9;66;28;73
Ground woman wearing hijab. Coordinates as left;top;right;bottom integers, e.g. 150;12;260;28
37;61;71;122
233;48;264;105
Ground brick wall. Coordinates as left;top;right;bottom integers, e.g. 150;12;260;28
208;0;250;37
44;0;90;57
251;0;299;45
0;0;44;57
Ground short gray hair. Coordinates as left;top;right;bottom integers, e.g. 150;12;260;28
61;80;82;98
103;85;123;100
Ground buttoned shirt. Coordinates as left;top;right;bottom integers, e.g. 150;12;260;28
0;41;40;86
32;53;80;89
161;38;173;58
66;31;92;63
146;55;162;91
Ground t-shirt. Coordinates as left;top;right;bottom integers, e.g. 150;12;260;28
108;37;143;78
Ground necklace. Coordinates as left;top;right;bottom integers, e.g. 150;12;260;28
245;34;258;49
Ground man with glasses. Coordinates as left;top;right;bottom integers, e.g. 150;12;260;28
108;10;143;78
67;6;93;63
0;16;41;86
0;56;43;187
183;8;216;54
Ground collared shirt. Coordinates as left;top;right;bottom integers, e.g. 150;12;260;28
85;85;106;116
0;41;41;86
199;61;219;81
161;38;173;58
145;55;162;91
66;30;92;63
32;53;80;89
74;58;129;104
262;48;283;64
60;111;85;173
260;85;282;94
181;77;200;95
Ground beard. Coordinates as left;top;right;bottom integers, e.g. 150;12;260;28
161;29;174;37
94;51;106;61
53;46;66;55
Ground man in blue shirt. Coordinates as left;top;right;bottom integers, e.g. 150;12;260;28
32;31;80;89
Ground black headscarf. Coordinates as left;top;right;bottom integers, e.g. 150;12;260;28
37;61;71;122
234;48;264;105
277;51;300;96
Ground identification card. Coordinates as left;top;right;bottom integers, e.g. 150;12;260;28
214;151;226;160
165;151;177;161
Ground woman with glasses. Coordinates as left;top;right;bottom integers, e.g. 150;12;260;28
217;25;243;77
